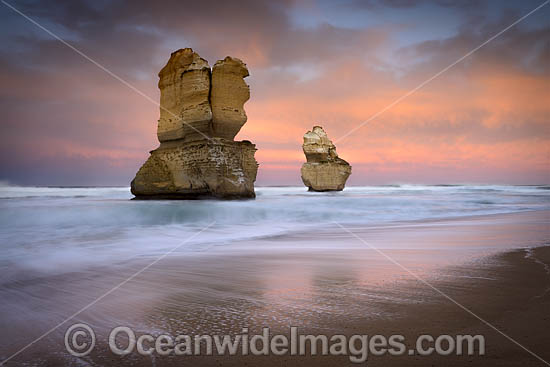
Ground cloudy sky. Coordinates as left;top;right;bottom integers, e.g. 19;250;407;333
0;0;548;186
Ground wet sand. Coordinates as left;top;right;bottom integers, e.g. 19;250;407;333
1;210;549;366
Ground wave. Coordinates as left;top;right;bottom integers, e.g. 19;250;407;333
1;185;549;274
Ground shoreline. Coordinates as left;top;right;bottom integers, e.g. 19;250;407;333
6;245;548;366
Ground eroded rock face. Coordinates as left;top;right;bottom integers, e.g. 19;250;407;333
157;48;212;142
301;126;351;191
211;57;250;140
132;139;257;199
131;49;258;199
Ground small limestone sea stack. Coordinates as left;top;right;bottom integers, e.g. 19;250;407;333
131;48;258;199
301;126;352;191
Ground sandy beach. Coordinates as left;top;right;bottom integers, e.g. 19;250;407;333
1;208;549;366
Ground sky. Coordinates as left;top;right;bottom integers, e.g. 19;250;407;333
0;0;548;186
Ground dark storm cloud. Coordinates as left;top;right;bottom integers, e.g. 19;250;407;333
396;8;550;76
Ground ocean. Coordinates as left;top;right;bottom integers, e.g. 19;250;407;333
1;184;549;275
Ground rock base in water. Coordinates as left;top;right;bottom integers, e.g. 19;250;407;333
301;162;351;191
131;138;258;199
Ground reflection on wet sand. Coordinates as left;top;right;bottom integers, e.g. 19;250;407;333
1;210;549;366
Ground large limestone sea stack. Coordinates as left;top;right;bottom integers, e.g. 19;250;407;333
131;48;258;199
301;126;352;191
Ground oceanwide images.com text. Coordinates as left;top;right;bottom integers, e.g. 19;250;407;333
65;324;485;363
